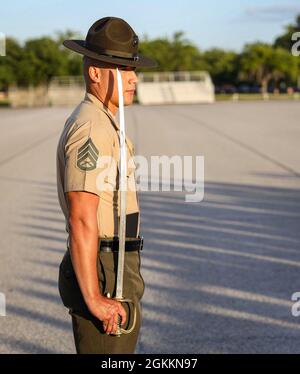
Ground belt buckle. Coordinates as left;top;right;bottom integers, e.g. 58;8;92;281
101;246;112;253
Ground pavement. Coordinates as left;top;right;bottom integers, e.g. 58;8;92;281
0;101;299;353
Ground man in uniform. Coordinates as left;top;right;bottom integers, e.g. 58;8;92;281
56;17;156;354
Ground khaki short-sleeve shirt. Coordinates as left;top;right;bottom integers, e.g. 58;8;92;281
56;92;140;239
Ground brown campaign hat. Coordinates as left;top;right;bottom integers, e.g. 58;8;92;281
63;17;157;68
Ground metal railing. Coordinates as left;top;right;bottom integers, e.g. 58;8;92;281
50;76;84;87
50;71;212;86
137;71;211;83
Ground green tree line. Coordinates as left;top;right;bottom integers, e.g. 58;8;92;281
0;16;299;92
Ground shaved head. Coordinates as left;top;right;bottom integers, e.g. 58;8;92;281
83;56;109;87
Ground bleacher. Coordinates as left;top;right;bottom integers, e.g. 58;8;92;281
137;71;215;105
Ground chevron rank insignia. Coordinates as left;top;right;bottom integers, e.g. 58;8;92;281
76;138;99;171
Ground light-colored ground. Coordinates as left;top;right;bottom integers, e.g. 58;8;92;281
0;101;299;353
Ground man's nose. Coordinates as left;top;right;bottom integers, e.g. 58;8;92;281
129;71;138;85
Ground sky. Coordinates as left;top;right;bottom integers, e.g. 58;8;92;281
1;0;300;51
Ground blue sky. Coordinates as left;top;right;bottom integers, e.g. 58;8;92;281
1;0;300;51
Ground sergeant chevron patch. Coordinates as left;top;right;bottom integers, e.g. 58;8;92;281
76;138;99;171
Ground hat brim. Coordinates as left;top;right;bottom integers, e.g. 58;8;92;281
63;40;157;68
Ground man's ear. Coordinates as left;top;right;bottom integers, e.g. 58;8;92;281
89;66;101;83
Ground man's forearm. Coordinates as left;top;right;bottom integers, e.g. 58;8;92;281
68;218;102;307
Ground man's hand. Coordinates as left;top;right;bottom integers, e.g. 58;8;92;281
87;295;127;334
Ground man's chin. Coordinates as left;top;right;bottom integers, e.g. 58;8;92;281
124;99;134;106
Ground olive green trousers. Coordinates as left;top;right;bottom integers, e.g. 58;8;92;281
58;250;145;354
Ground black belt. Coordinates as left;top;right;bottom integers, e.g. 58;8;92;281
99;236;143;253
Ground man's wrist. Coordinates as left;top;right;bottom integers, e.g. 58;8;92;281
85;294;104;309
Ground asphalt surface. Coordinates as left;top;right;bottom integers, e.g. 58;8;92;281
0;101;299;353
